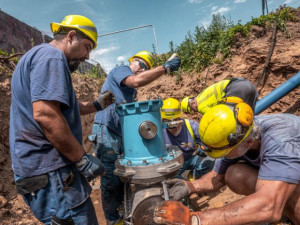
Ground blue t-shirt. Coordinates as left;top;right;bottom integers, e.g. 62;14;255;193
163;119;201;160
94;65;136;135
214;114;300;184
9;43;81;177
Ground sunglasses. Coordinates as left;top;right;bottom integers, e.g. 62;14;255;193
135;59;148;70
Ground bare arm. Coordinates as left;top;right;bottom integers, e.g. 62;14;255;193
78;101;97;115
122;66;165;88
192;169;226;193
33;100;85;162
198;179;297;225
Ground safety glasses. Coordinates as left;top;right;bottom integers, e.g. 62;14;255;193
199;124;253;159
162;118;181;123
135;59;148;70
199;142;232;158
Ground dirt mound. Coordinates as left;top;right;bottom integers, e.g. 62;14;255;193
1;7;300;224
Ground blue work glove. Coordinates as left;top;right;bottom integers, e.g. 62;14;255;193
163;57;181;74
76;153;105;182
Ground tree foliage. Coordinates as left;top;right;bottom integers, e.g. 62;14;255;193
152;6;295;74
86;64;106;81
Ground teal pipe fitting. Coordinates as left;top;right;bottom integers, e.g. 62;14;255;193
116;99;175;166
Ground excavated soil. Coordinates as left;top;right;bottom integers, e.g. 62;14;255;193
1;7;300;225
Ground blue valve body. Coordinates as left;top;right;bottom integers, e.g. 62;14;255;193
116;100;174;166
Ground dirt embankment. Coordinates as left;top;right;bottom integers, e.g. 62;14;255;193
138;11;300;118
1;7;300;225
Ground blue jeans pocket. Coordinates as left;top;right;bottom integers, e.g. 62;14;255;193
53;166;91;209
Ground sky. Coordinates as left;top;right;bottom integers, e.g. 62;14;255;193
0;0;299;73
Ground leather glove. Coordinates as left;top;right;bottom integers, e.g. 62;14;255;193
154;200;201;225
193;147;207;157
93;91;115;111
163;179;197;201
76;153;105;182
163;57;181;74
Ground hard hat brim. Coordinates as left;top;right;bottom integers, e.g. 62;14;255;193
205;123;253;159
50;22;98;49
128;56;151;69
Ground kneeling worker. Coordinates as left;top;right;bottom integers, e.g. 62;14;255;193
154;101;300;225
161;98;214;180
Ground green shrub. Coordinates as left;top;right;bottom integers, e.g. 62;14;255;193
249;6;295;36
0;49;9;56
152;6;295;74
86;65;106;82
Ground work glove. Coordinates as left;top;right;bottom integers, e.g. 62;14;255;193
93;91;115;111
163;179;197;201
76;152;105;182
163;57;181;74
193;147;207;157
154;200;201;225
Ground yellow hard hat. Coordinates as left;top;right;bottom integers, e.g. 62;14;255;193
128;51;154;69
199;104;253;158
161;98;181;120
181;96;191;113
50;15;98;49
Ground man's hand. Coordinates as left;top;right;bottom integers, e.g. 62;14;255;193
163;57;181;74
154;200;201;225
94;91;115;111
76;153;105;181
163;179;197;201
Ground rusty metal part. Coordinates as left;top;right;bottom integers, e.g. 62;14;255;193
132;196;163;225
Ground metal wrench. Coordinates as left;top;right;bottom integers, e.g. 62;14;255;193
162;181;169;200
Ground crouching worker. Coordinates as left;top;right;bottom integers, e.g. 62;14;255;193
154;102;300;224
161;98;214;180
181;77;258;115
9;15;114;225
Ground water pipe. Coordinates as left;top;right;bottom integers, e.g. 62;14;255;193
255;72;300;114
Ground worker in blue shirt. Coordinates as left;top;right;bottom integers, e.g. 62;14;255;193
10;15;114;225
89;51;181;225
154;102;300;225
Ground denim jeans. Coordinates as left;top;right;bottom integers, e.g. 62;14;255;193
15;165;98;225
89;124;124;222
176;155;215;179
